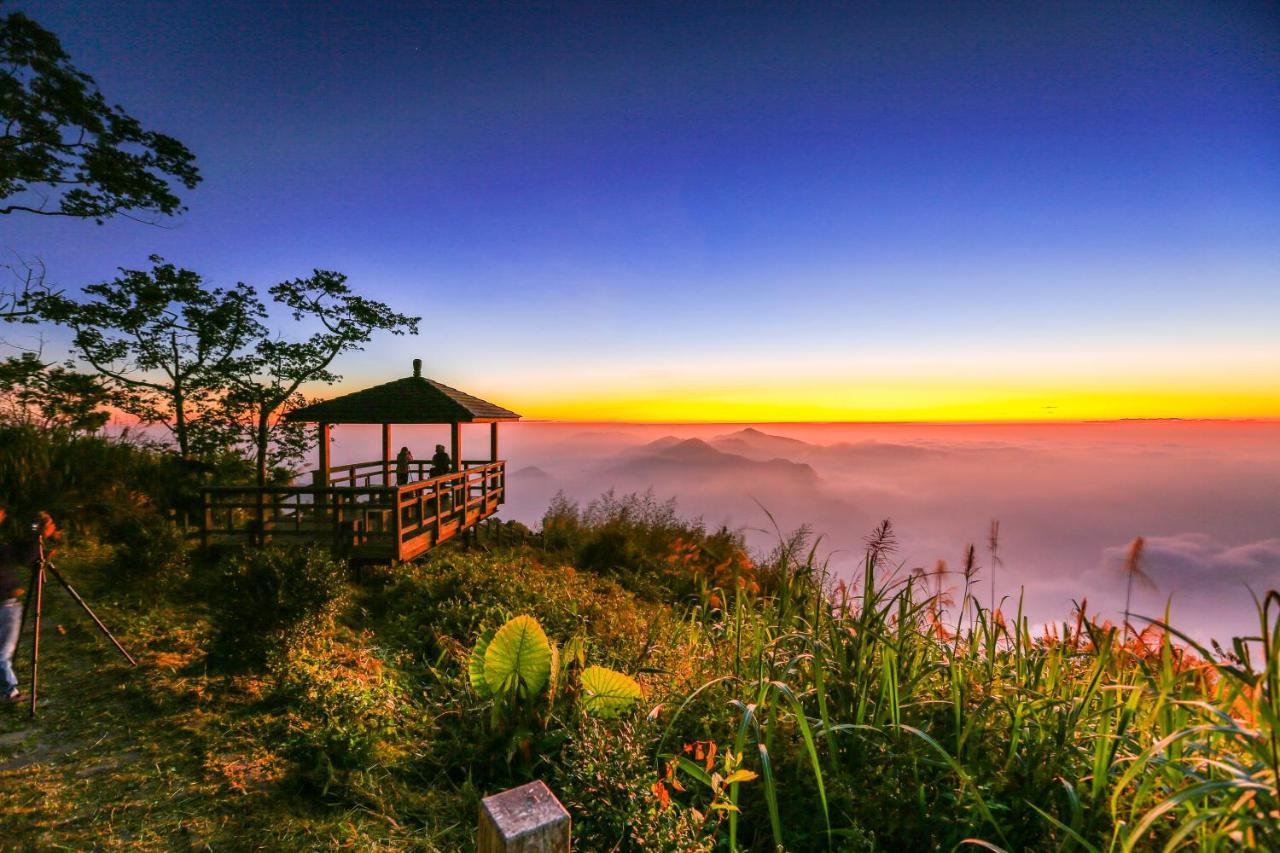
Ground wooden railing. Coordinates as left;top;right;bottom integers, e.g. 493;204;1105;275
323;458;499;489
200;460;507;561
394;461;505;555
200;485;398;551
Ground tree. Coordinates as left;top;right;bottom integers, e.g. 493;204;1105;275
226;270;419;487
192;387;316;483
0;6;200;222
39;257;266;457
0;255;54;322
0;350;111;431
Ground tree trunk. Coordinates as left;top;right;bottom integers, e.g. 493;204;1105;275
254;408;270;545
173;385;189;458
256;410;271;488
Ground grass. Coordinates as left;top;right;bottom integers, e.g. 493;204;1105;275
1;511;1277;851
0;547;467;849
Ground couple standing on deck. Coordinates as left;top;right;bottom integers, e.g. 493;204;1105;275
394;444;452;486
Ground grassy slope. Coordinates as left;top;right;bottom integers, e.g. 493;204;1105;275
0;556;468;849
3;532;1277;851
0;540;680;850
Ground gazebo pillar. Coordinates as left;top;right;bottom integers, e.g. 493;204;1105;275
490;422;499;462
316;423;331;484
451;422;462;472
382;423;392;486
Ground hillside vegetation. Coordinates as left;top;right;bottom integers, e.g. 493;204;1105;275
1;433;1278;851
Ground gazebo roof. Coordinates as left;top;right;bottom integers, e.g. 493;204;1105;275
284;359;521;424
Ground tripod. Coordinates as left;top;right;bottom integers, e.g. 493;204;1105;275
16;537;136;717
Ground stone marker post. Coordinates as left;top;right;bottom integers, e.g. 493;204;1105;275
478;780;571;852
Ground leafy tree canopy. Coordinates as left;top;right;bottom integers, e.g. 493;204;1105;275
0;350;110;432
0;5;200;222
228;270;421;485
38;256;266;457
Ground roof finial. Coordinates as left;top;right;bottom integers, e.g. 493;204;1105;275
412;358;422;377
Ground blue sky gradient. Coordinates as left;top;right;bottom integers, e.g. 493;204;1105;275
5;1;1278;418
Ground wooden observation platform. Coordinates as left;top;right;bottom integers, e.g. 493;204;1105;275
200;359;520;562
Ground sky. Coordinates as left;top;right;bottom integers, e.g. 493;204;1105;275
4;0;1280;421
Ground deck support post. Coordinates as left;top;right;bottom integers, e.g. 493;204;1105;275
382;423;392;486
317;423;331;482
316;423;332;523
451;422;463;523
490;422;499;462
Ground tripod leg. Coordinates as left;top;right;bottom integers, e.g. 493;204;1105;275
29;565;43;717
44;564;137;667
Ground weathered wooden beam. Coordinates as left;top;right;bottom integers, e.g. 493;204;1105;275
490;421;499;462
478;781;570;852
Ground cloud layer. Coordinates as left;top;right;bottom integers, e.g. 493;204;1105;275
330;420;1280;640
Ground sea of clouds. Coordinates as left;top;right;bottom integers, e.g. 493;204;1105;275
330;420;1280;642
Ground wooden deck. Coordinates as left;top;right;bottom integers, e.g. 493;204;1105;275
200;459;507;562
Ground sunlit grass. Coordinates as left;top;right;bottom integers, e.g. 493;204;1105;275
654;521;1280;850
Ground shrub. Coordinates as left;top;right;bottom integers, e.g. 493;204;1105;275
106;510;188;586
206;544;348;670
273;638;406;797
555;715;714;851
541;490;750;603
374;551;672;670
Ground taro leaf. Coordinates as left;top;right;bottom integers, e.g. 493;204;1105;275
469;628;494;698
579;665;643;718
483;615;552;699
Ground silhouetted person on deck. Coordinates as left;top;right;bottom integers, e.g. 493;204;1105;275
395;446;413;486
429;444;452;478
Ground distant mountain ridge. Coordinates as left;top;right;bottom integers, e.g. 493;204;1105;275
710;427;950;466
607;437;819;484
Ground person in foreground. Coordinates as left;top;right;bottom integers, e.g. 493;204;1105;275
0;506;19;702
0;509;59;703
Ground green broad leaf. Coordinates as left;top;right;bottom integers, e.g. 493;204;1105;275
579;665;643;718
469;628;494;698
483;615;553;699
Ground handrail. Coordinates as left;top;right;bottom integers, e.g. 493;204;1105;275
292;458;507;489
203;484;394;496
200;461;506;560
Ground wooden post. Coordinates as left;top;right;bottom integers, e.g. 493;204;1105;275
490;422;499;462
451;422;463;516
382;423;392;486
317;423;331;483
478;781;570;852
316;422;332;525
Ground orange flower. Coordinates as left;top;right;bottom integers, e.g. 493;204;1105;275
651;781;670;810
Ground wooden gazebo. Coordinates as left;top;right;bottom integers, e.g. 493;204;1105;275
200;359;520;562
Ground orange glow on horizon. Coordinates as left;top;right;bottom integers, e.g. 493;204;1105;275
161;356;1276;426
494;374;1280;423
